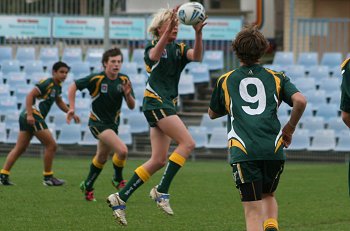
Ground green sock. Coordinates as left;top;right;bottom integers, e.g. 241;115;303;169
85;163;102;191
157;160;182;193
113;164;123;182
265;228;278;231
119;173;144;202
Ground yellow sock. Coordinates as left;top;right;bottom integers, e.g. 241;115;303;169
264;218;279;231
112;153;126;167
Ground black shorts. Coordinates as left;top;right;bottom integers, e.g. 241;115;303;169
232;160;285;201
143;108;176;127
89;123;119;139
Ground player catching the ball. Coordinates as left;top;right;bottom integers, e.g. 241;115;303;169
107;5;207;226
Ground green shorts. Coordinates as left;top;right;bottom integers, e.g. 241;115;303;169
232;160;284;193
19;114;48;133
143;108;177;127
88;122;119;139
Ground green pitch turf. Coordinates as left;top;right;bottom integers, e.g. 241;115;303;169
0;156;349;231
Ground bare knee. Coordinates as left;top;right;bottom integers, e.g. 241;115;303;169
150;156;167;170
45;142;57;153
118;145;128;159
181;138;196;153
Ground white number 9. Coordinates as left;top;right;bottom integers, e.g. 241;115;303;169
239;78;266;115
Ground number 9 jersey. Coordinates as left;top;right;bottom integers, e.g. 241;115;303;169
209;64;299;164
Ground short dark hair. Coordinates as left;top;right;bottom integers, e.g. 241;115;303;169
52;61;70;72
102;47;123;68
232;24;269;66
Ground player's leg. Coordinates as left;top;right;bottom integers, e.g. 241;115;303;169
107;127;171;226
98;128;128;190
261;160;284;231
0;131;32;185
155;115;195;194
35;129;64;186
232;161;264;231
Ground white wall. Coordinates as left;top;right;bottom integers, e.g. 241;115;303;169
126;0;190;13
240;0;275;38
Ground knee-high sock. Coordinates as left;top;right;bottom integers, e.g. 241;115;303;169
85;157;104;191
112;153;126;182
264;218;279;231
157;152;186;193
119;166;150;202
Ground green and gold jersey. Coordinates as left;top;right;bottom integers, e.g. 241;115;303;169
209;64;299;164
340;58;350;112
75;71;134;126
142;40;191;111
20;77;62;119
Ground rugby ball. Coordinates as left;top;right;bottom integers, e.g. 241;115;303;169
177;2;206;26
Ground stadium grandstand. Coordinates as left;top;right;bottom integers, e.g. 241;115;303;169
0;0;349;163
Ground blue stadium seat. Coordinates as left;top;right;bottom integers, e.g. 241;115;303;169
278;103;290;117
85;48;104;63
62;47;83;63
202;50;224;71
131;48;145;69
327;117;348;131
205;127;227;149
304;90;327;105
39;47;59;64
121;48;130;63
1;60;21;74
178;74;194;95
27;72;50;84
0;46;13;63
288;129;310;150
297;52;318;66
328;91;341;105
118;124;132;145
307;65;330;79
200;114;226;130
317;78;340;93
24;60;44;74
189;63;210;83
307;129;336;151
188;126;208;148
5;127;19;144
334;130;350;151
16;47;36;62
127;112;149;134
285;65;306;79
293;77;316;92
320;52;343;68
121;62;138;75
272;51;294;66
69;61;91;77
78;130;97;145
0;122;6;143
300;116;325;130
56;124;82;144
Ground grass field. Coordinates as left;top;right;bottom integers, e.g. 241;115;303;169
0;156;349;231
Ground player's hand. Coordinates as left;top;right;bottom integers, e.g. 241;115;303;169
66;109;75;124
122;79;132;96
282;122;296;148
193;15;208;33
73;114;80;124
26;114;35;126
166;6;179;33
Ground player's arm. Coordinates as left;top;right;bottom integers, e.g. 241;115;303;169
122;79;135;109
66;82;78;124
149;7;179;61
55;96;69;113
341;111;350;128
25;87;41;125
187;17;207;61
282;92;307;147
208;108;225;119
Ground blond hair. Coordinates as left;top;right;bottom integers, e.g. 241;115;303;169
148;8;173;39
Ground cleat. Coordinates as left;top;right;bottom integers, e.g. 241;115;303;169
0;174;15;186
43;176;65;186
111;179;127;191
80;181;96;202
107;193;127;226
149;186;174;215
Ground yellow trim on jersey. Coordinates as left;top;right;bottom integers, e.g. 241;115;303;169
112;153;126;167
145;64;152;73
135;166;151;182
119;75;128;83
89;113;98;121
266;69;281;99
178;42;186;56
229;138;247;154
217;71;234;114
43;171;54;176
144;89;163;102
169;152;186;167
90;75;105;98
341;58;350;69
92;157;104;169
0;169;10;175
33;109;44;119
274;136;284;153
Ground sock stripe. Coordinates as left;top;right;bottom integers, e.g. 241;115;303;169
0;169;10;175
264;218;279;231
43;171;54;176
92;157;104;169
169;152;186;167
112;153;126;167
135;166;150;182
